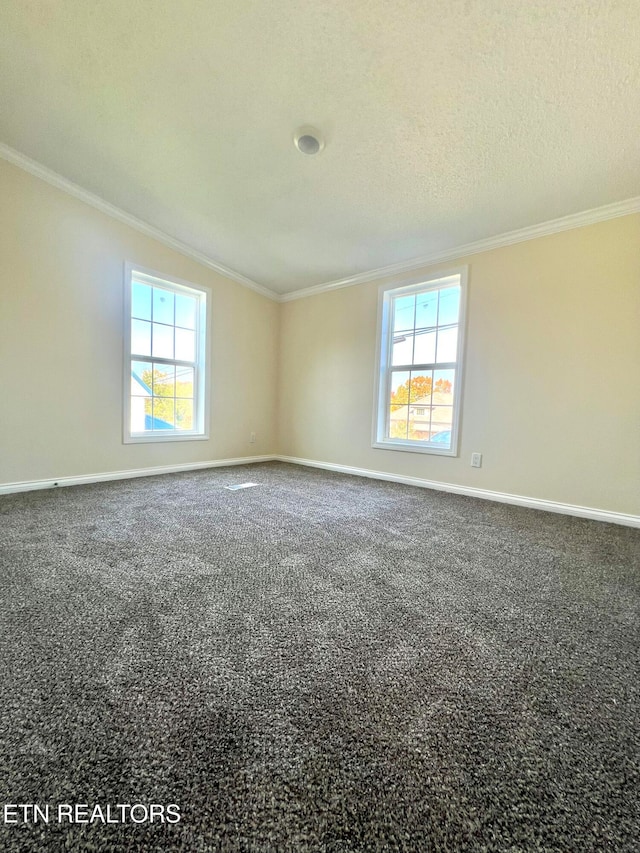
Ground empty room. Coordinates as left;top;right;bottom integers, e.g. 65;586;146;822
1;1;639;851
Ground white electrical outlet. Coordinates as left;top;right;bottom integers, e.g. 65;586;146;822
471;452;482;468
249;432;256;444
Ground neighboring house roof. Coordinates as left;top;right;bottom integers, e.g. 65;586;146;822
389;390;453;432
144;414;173;430
408;390;452;409
390;390;453;412
132;371;152;396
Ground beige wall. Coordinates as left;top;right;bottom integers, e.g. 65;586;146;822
2;156;638;516
0;159;279;484
278;215;640;515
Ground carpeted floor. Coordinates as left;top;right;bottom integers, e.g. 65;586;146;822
0;461;639;852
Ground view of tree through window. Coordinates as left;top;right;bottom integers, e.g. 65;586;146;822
125;267;208;442
374;272;466;454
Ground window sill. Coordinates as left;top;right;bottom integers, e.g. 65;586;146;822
124;432;209;444
372;439;457;457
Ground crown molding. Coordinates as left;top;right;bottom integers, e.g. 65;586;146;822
3;141;639;305
0;142;278;302
279;196;640;302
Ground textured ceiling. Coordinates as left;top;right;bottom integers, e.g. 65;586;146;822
1;0;639;295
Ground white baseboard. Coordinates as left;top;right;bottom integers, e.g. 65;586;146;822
276;455;640;529
0;455;277;495
3;453;638;528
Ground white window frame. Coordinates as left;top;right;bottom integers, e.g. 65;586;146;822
123;262;211;444
372;267;468;456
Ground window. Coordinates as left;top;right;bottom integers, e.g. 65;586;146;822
373;269;467;455
123;264;210;443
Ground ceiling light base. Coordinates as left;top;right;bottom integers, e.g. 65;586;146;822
294;126;325;155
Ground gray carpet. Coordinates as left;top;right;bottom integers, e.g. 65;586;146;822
0;461;639;852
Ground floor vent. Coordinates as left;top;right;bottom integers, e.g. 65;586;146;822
224;482;260;491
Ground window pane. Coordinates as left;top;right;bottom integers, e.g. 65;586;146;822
409;371;433;404
430;406;453;437
415;290;438;329
392;332;414;366
142;397;153;432
152;323;174;359
433;369;455;400
175;328;195;362
175;366;194;398
130;392;150;433
153;288;174;325
413;329;436;365
131;361;152;396
153;397;175;429
437;287;461;326
389;406;409;439
175;293;197;329
436;327;458;363
389;370;410;410
176;399;194;430
393;295;415;332
131;282;152;320
409;411;431;441
131;319;151;356
152;365;175;397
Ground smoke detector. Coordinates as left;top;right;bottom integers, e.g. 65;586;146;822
293;126;325;155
